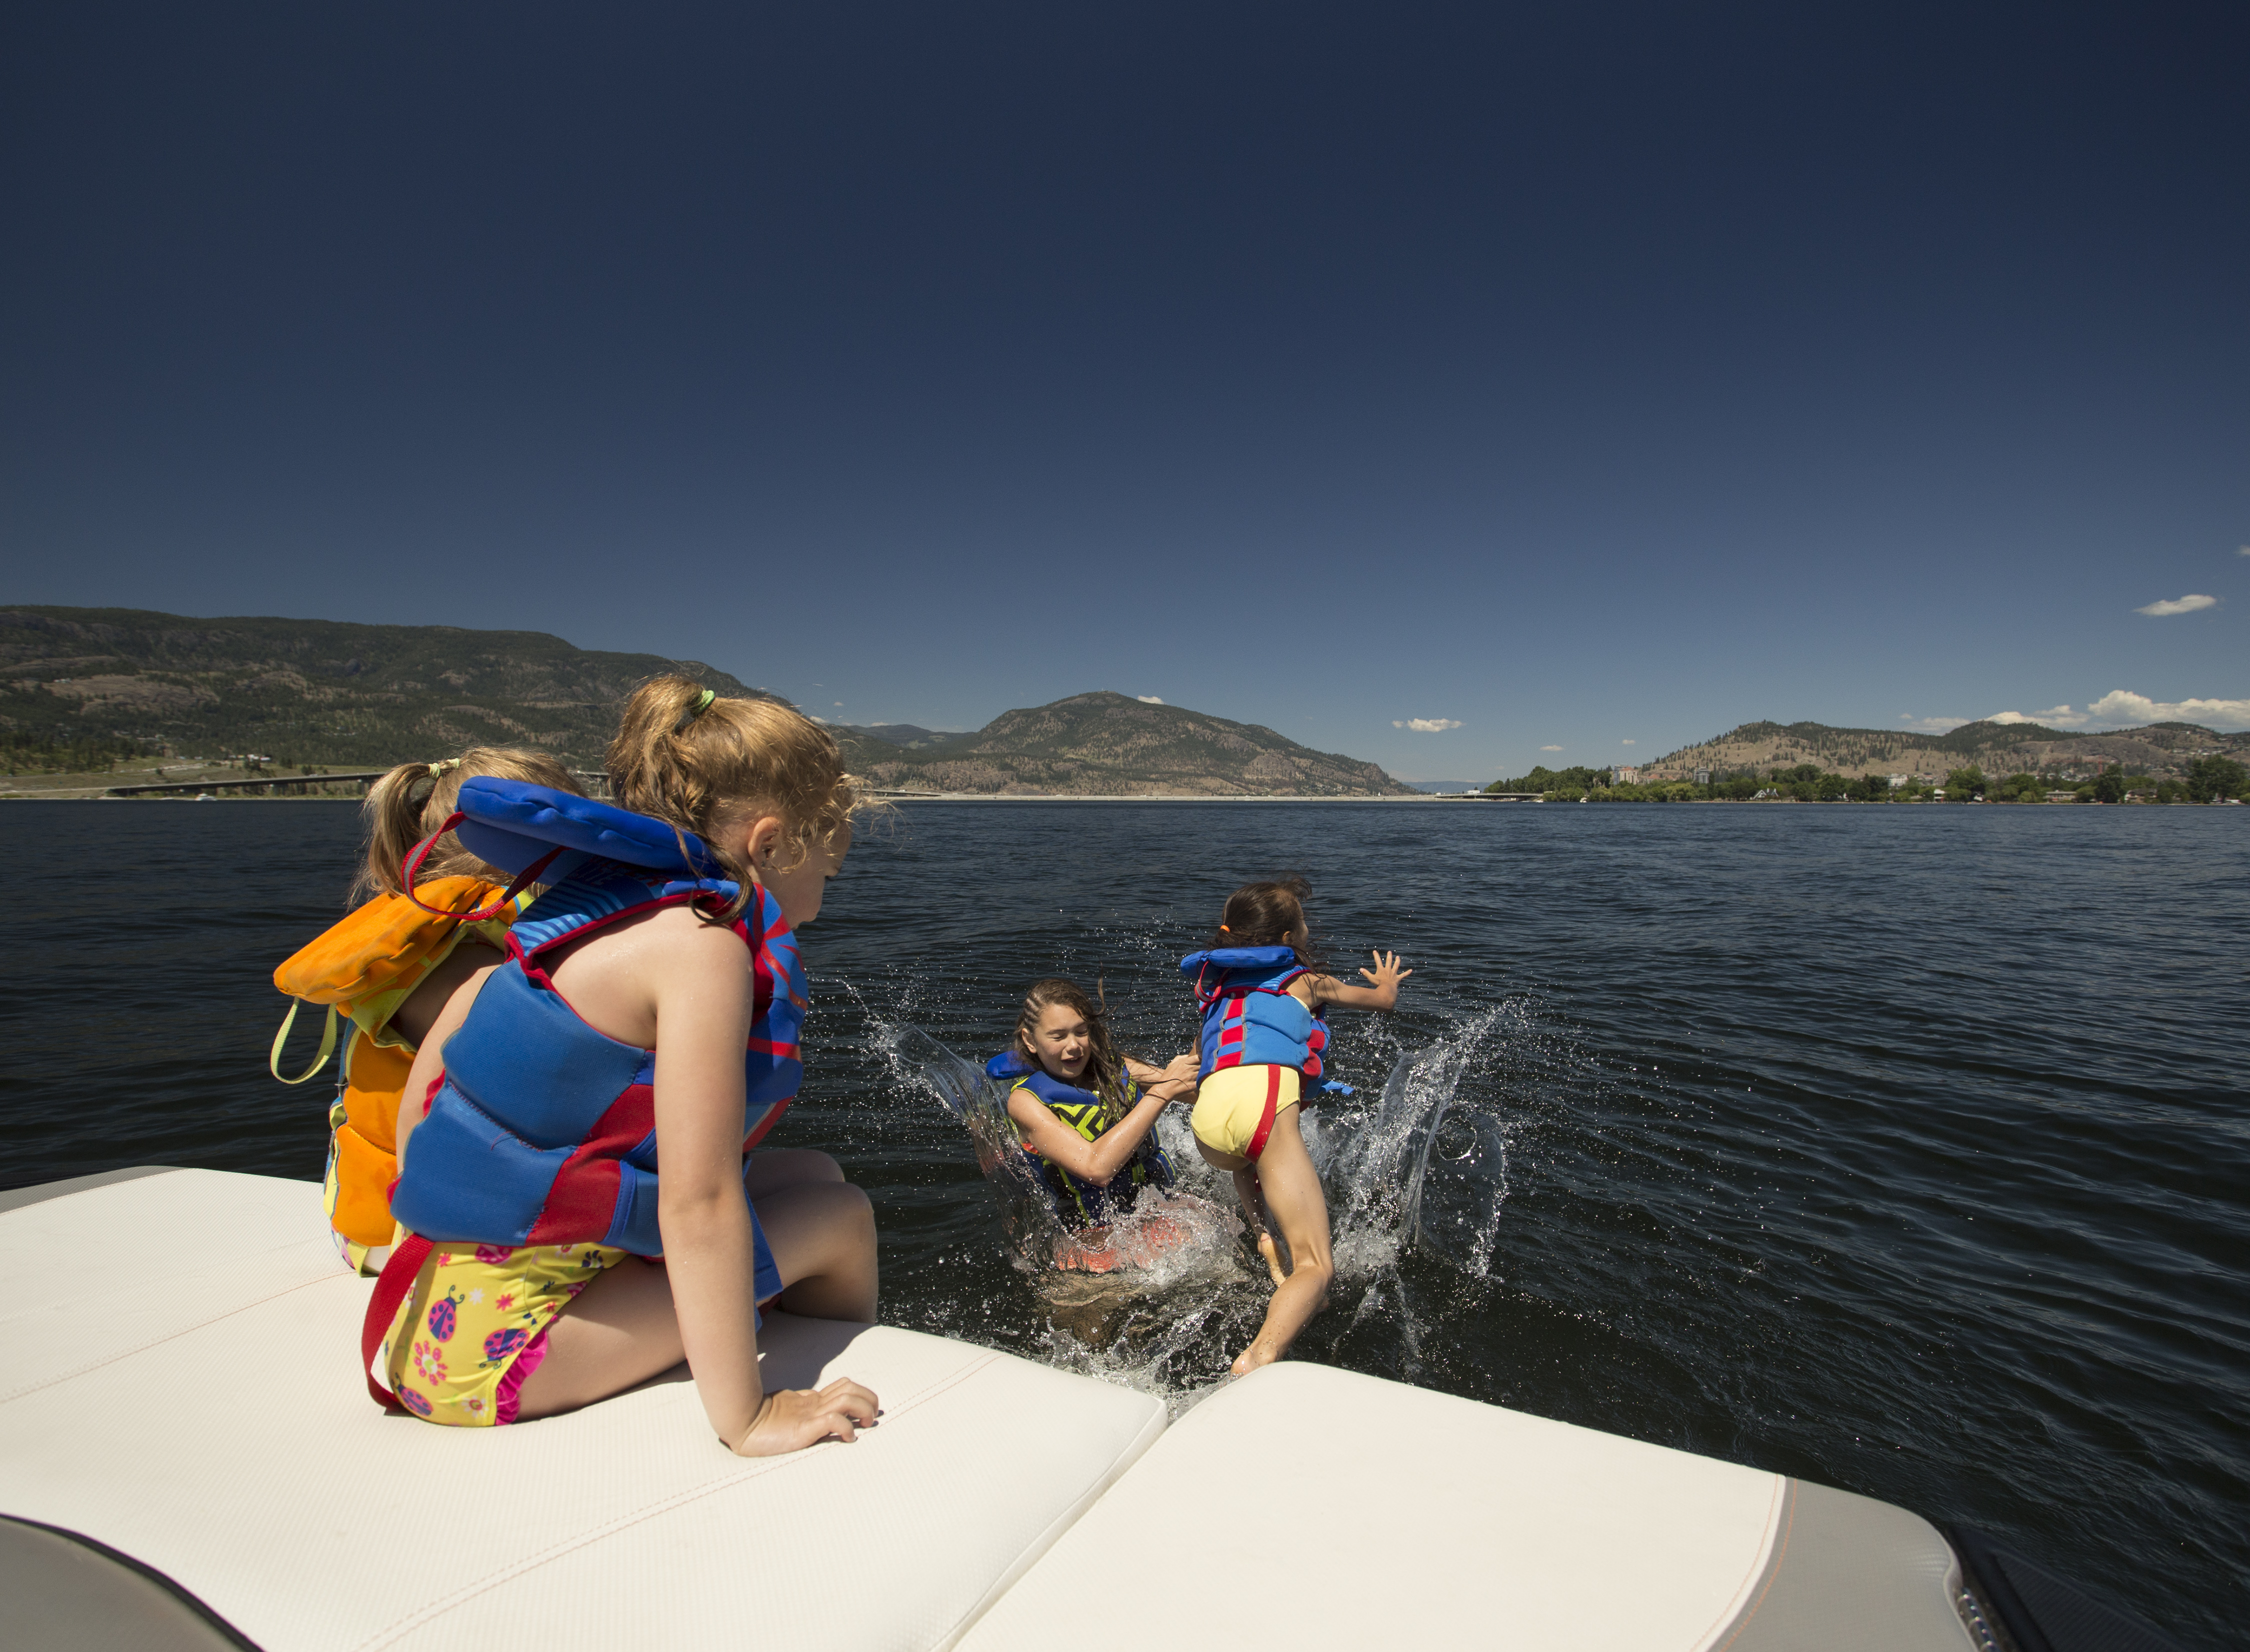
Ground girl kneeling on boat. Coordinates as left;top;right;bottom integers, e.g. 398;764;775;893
987;978;1200;1250
370;677;880;1456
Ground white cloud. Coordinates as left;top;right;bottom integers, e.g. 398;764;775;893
1900;714;1971;732
2084;689;2250;731
1540;744;1564;752
2136;594;2218;616
1986;705;2088;728
1621;738;1636;746
1136;694;1162;704
1393;718;1463;732
2239;546;2249;556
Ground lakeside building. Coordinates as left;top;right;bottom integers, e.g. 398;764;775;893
1614;764;1640;784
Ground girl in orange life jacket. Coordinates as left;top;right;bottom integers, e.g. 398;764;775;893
1181;876;1412;1375
991;978;1200;1237
386;678;880;1455
272;747;583;1274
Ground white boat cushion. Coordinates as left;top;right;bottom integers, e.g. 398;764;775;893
0;1170;1166;1652
962;1360;1800;1652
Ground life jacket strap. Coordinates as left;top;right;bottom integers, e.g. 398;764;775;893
1244;1066;1282;1162
269;1000;339;1084
400;810;563;920
361;1232;435;1410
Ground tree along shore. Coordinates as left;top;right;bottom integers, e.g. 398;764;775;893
1487;759;2248;805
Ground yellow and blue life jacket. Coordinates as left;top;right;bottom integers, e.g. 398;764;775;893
986;1050;1174;1228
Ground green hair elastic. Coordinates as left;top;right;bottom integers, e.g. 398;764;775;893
672;687;717;735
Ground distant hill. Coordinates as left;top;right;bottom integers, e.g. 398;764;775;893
2;610;1406;794
840;691;1408;796
1;606;768;770
1645;718;2248;781
840;722;956;749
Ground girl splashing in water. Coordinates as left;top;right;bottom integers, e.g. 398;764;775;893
375;678;880;1454
1182;876;1412;1374
986;978;1200;1262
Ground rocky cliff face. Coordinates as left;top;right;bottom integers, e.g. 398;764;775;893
843;691;1409;796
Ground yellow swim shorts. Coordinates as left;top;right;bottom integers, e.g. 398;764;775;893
378;1240;629;1426
1190;1064;1300;1162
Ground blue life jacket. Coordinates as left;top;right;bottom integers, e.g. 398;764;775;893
389;778;806;1254
1180;946;1330;1080
985;1050;1174;1228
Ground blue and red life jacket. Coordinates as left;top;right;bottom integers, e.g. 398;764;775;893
1180;946;1328;1080
386;778;805;1255
985;1050;1174;1228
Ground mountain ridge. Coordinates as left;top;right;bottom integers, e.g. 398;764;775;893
1644;718;2248;780
838;691;1408;795
2;606;768;770
2;608;1408;794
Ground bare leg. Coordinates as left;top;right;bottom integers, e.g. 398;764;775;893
518;1180;876;1419
1228;1106;1332;1376
744;1148;844;1198
1196;1140;1290;1290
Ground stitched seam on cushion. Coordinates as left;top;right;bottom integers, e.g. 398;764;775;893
934;1400;1168;1648
1710;1476;1795;1652
353;1350;1006;1652
0;1270;342;1406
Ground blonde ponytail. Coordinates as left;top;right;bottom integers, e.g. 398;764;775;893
607;676;868;920
350;746;582;904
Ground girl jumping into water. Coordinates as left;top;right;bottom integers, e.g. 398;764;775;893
1182;876;1411;1373
374;678;880;1454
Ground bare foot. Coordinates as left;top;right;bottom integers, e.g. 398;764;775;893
1255;1231;1288;1288
1230;1339;1281;1378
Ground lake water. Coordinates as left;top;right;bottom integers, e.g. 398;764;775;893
1;798;2243;1646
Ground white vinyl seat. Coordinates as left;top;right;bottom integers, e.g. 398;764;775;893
0;1170;1166;1652
960;1360;1974;1652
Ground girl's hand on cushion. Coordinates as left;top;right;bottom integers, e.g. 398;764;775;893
732;1378;880;1456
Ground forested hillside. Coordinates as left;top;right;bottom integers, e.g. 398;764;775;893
1;606;764;771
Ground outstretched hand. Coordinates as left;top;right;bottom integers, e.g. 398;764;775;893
1157;1052;1200;1090
732;1376;881;1456
1358;950;1414;1006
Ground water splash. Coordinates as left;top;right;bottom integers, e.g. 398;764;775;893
1320;1006;1516;1283
873;1006;1520;1410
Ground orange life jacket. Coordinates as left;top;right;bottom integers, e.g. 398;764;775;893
270;878;522;1272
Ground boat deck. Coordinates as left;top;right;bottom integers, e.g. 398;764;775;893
0;1169;1983;1650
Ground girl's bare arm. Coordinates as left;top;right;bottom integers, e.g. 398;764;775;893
1008;1083;1174;1186
1304;950;1414;1012
650;920;874;1454
1122;1052;1200;1096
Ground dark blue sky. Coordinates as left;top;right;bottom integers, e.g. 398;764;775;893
5;3;2244;776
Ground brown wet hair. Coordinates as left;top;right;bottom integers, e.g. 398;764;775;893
1212;874;1323;974
1014;977;1129;1118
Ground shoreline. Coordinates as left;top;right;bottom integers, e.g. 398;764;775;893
6;791;2237;806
